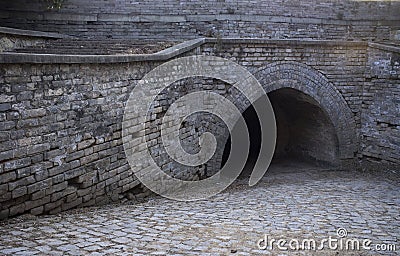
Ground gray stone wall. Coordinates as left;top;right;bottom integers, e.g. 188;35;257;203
201;40;366;131
0;34;46;53
0;27;71;53
0;0;399;42
0;61;161;218
361;45;400;170
0;39;399;219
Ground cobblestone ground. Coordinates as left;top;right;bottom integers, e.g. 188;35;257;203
0;162;399;255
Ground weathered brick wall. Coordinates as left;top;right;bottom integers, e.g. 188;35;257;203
0;27;72;53
202;40;366;131
361;45;400;170
0;34;45;53
0;61;160;218
0;39;399;219
0;0;399;42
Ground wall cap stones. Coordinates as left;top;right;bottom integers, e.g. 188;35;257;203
0;38;370;64
204;38;368;47
0;36;397;68
0;38;206;64
368;42;400;53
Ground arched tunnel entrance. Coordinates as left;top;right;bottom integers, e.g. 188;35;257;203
221;88;340;177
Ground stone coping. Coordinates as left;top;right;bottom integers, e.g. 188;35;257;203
1;38;398;64
205;38;368;47
368;42;400;53
0;38;205;64
0;26;72;39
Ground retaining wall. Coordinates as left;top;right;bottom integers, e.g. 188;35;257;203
0;38;399;219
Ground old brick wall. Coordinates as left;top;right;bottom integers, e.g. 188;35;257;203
202;40;366;131
361;45;400;170
0;0;399;42
0;27;72;54
0;39;399;219
0;34;45;53
0;61;160;218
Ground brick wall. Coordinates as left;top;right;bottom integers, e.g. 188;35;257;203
0;34;46;53
0;39;399;219
0;61;161;218
361;45;400;170
0;0;399;41
202;40;366;130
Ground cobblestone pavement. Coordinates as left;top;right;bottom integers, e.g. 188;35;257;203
0;162;399;255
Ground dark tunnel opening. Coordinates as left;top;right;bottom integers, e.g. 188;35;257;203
221;88;339;177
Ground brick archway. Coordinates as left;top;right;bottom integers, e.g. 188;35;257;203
252;61;358;162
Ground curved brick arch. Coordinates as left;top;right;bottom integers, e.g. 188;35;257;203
252;61;358;161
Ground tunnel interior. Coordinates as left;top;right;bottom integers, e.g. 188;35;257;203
221;88;339;177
